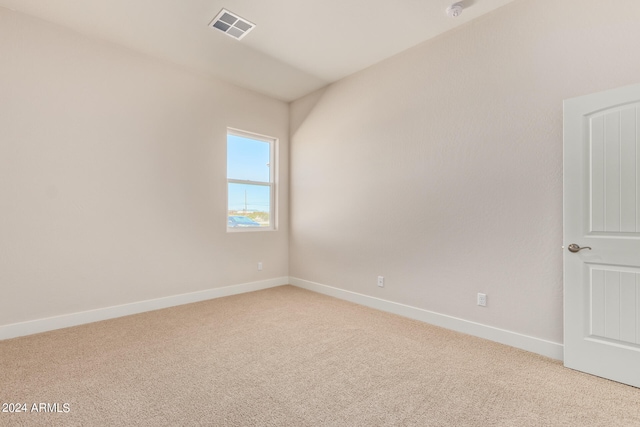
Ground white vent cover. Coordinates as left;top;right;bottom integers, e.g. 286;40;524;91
209;9;255;40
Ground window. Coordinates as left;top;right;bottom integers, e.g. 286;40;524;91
227;129;276;231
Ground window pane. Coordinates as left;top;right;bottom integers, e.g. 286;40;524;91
227;134;270;182
228;183;271;228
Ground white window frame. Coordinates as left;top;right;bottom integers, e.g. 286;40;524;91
226;128;276;232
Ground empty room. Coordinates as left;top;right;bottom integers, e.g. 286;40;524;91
2;0;640;425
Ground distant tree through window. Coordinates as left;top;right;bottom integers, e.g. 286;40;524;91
227;129;275;231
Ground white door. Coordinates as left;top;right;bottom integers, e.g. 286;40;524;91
564;83;640;388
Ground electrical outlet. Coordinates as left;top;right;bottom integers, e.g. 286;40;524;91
377;276;384;287
257;262;263;271
477;293;487;307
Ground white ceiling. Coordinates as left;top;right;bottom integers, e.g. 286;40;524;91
0;0;519;101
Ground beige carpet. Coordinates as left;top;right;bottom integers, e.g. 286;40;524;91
1;285;639;426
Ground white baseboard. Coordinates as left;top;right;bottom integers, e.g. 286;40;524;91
0;277;289;341
290;277;564;361
2;276;564;361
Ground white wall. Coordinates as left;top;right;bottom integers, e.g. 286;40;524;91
290;0;640;345
0;8;289;327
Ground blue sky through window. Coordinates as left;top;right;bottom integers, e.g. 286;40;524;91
227;134;271;213
227;135;270;182
228;183;270;212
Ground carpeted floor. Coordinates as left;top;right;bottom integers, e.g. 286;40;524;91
1;285;639;426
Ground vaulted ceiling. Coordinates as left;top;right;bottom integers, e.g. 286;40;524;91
0;0;519;101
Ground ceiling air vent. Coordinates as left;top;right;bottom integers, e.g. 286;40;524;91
209;9;255;40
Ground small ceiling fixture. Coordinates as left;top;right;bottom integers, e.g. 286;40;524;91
209;9;255;40
446;2;464;18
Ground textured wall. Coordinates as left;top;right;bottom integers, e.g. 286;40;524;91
0;8;289;326
290;0;640;344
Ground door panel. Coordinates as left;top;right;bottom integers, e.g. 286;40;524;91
564;84;640;388
589;266;640;346
588;105;640;234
